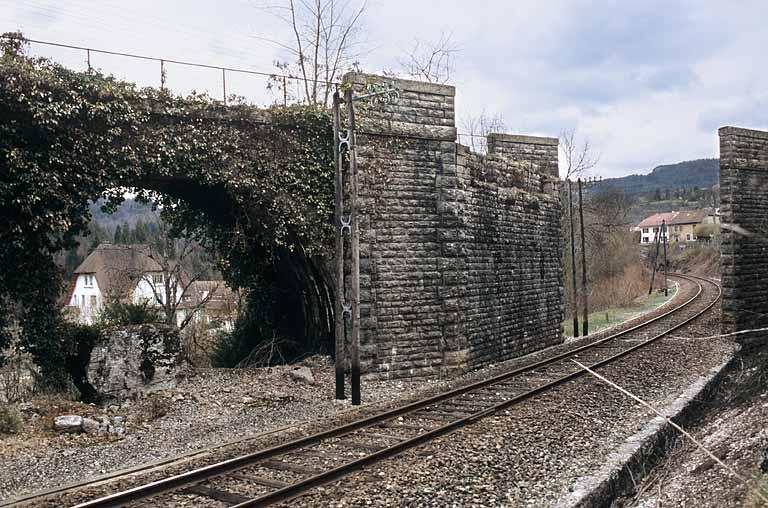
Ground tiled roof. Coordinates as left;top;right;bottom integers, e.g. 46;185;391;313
637;210;710;228
637;212;677;229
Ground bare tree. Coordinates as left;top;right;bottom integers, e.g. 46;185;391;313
257;0;368;106
460;109;506;153
135;236;221;331
399;31;459;84
560;128;599;180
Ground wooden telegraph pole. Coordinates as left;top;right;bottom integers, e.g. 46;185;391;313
332;91;346;400
578;178;589;336
662;220;669;297
345;88;361;406
568;180;580;337
648;223;662;295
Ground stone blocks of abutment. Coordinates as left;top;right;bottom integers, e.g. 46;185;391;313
718;126;768;335
342;72;564;379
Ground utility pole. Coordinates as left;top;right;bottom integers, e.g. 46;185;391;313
662;220;669;297
648;224;662;295
332;79;398;405
332;91;345;400
345;88;361;406
578;178;589;336
568;180;580;337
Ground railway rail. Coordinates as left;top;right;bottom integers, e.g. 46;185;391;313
27;273;721;508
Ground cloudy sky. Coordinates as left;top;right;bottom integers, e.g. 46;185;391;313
4;0;768;177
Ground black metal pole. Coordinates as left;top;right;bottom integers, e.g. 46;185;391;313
568;180;580;337
345;88;361;406
332;92;345;400
578;178;589;336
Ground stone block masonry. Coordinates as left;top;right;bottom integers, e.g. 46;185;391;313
345;72;564;378
719;126;768;334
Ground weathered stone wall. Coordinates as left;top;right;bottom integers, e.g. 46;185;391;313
347;73;564;378
719;126;768;334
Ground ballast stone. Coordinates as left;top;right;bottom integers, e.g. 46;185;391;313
54;415;83;433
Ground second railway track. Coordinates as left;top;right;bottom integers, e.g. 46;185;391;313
42;273;721;508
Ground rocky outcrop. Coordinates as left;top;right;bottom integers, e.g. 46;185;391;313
86;324;183;403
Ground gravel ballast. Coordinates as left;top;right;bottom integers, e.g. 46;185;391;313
0;360;441;503
1;276;727;507
280;303;734;507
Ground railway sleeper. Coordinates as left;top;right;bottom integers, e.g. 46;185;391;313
183;484;251;504
230;473;290;489
259;459;324;476
336;439;388;452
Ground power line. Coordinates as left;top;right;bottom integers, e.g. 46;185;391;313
0;33;341;87
2;33;505;141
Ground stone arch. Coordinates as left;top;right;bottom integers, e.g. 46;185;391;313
0;53;336;367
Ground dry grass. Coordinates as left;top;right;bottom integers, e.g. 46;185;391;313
0;405;23;435
137;396;172;422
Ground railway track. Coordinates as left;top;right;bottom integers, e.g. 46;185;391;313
46;273;720;508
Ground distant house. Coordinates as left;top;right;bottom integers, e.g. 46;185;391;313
177;281;239;331
635;209;720;245
64;243;235;327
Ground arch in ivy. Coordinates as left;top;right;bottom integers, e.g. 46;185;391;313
0;42;336;376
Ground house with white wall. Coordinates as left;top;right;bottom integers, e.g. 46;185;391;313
635;209;720;245
65;243;238;328
64;243;182;324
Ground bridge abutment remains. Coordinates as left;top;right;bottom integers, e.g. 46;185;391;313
346;73;564;378
719;126;768;335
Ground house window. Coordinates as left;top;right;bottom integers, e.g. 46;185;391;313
642;237;649;243
642;228;649;234
90;295;97;308
152;273;164;285
84;275;93;286
686;234;692;241
81;295;85;307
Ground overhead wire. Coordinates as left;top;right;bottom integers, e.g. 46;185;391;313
3;31;484;140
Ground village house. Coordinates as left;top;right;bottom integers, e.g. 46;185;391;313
64;243;235;327
635;209;720;245
177;280;239;331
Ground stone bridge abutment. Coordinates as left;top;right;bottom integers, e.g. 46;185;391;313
719;126;768;335
346;73;564;378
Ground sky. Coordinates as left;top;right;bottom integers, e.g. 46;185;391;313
4;0;768;178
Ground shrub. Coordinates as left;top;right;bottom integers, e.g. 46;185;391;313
56;321;103;400
211;291;296;368
0;405;23;435
98;301;162;326
0;349;39;403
